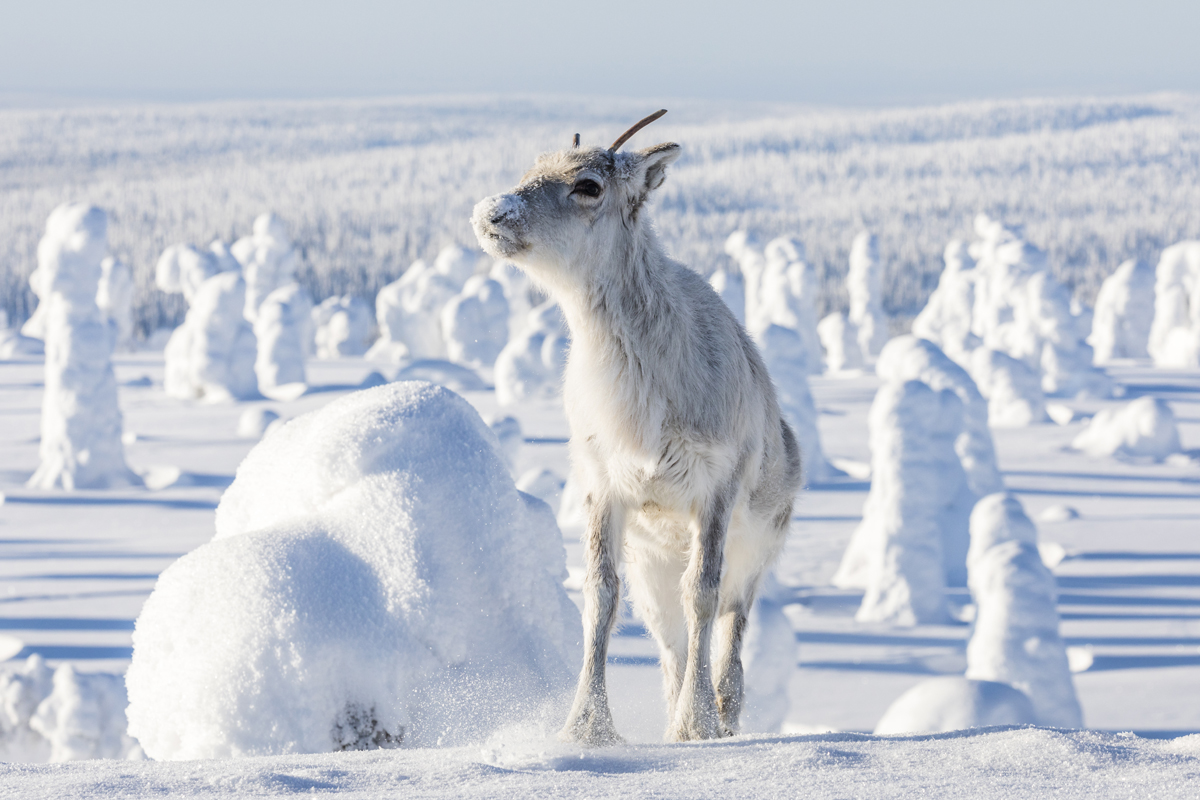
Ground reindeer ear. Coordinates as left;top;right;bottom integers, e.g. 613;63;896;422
635;142;681;193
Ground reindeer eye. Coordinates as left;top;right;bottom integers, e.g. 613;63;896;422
572;178;602;198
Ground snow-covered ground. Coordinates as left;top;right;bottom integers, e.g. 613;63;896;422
1;350;1198;793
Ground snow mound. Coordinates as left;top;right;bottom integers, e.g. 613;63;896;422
965;493;1083;729
848;231;889;358
126;382;581;760
1037;504;1080;523
312;295;373;358
163;271;259;402
487;415;523;476
1090;259;1155;363
969;348;1047;427
369;260;459;361
1071;396;1182;460
0;655;140;763
874;677;1037;735
1148;241;1200;368
396;359;486;392
516;468;565;515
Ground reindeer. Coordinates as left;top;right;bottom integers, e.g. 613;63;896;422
471;111;802;744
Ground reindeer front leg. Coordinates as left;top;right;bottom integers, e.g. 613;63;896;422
668;488;734;742
561;496;624;746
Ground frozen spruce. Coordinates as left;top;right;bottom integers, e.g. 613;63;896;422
0;309;43;358
911;240;981;365
312;295;373;358
848;231;889;358
739;574;796;734
968;215;1108;398
725;230;767;332
367;260;458;361
1071;396;1182;460
163;272;259;402
708;265;746;326
965;493;1083;728
231;213;300;324
817;312;865;373
486;414;523;476
877;336;1003;499
515;467;565;515
441;275;510;369
493;302;569;406
874;677;1037;735
433;244;485;290
27;203;139;490
756;324;837;483
969;347;1048;427
96;257;134;351
0;655;140;762
757;236;823;372
155;242;237;303
125;382;581;759
1147;240;1200;369
253;283;312;401
489;259;537;339
833;380;962;625
1089;259;1156;364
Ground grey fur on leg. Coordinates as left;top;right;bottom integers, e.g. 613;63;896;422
560;498;624;746
712;606;749;736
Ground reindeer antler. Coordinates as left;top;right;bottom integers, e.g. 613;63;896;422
609;109;668;152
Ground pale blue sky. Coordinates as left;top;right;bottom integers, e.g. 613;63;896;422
1;0;1197;105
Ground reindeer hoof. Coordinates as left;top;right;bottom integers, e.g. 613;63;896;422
560;706;623;747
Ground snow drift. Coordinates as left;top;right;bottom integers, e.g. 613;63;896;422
125;382;582;759
874;677;1037;735
1070;396;1182;460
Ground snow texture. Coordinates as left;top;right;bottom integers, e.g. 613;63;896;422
27;203;138;490
312;295;373;358
0;656;140;763
847;231;889;358
833;379;961;624
442;275;510;369
231;213;300;324
876;335;1004;498
493;302;568;407
817;312;864;373
911;240;981;365
874;677;1037;735
1089;259;1156;364
969;347;1048;427
125;382;581;760
758;237;823;374
756;324;836;483
253;283;313;401
1070;396;1182;460
163;272;259;402
1148;240;1200;368
965;493;1083;729
96;257;133;352
739;574;796;734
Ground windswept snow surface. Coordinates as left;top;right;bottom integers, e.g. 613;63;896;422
3;727;1200;799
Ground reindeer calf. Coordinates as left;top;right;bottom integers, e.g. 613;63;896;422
472;112;802;744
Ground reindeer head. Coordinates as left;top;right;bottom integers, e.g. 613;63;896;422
472;111;680;290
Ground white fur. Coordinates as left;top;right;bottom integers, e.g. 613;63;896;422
472;137;802;744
